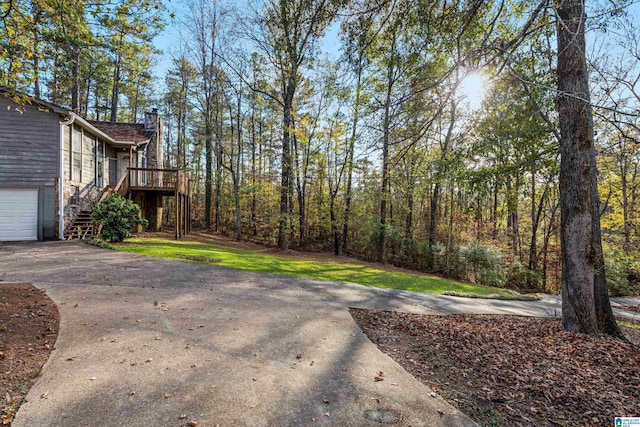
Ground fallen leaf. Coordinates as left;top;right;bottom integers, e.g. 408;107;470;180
179;414;187;419
164;392;171;398
2;412;13;425
41;391;50;399
374;376;384;382
188;420;198;426
66;356;77;361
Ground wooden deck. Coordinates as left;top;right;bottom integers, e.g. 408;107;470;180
112;167;192;239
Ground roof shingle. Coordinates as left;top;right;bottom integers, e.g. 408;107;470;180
88;121;150;143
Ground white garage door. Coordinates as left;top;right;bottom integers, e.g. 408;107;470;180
0;188;38;241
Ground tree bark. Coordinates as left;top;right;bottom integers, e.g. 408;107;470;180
110;51;121;122
379;29;397;263
278;78;295;249
342;63;362;254
71;45;81;113
556;0;598;334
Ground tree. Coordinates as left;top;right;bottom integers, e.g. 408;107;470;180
255;0;344;249
555;0;621;336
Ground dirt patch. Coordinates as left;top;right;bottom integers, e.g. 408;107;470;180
177;255;221;263
0;283;59;425
350;309;640;427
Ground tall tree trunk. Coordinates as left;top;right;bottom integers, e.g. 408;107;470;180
428;182;440;268
250;97;258;237
428;99;456;268
590;126;624;337
204;115;213;229
235;91;243;241
492;176;499;239
556;0;598;334
84;76;91;117
278;75;295;249
95;88;100;120
406;184;414;238
330;192;339;255
379;29;396;263
620;160;630;248
542;201;559;292
71;45;81;113
342;63;363;254
529;170;537;271
51;49;60;104
110;54;121;122
32;4;41;99
214;102;223;231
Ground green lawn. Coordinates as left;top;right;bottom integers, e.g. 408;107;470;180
115;236;518;296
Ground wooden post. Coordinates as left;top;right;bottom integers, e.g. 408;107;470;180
175;171;179;240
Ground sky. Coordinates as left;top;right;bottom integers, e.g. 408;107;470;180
150;0;640;107
151;1;342;84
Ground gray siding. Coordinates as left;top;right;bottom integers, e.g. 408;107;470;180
0;96;61;240
0;97;61;187
82;131;97;184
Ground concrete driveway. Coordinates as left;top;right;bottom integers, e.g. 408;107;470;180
0;242;636;426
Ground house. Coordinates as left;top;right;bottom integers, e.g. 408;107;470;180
0;88;191;242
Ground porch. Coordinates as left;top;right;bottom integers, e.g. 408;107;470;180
114;167;192;239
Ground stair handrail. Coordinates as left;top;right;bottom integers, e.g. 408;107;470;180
113;169;130;197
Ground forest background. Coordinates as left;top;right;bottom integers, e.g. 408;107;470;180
2;0;640;297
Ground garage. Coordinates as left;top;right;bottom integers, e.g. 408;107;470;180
0;188;38;241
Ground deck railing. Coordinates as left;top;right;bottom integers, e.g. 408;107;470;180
126;168;190;195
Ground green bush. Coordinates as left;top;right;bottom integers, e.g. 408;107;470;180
506;261;542;290
606;257;640;297
458;242;506;287
91;194;148;243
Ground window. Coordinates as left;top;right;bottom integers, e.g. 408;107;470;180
96;140;104;187
72;127;82;182
68;185;79;206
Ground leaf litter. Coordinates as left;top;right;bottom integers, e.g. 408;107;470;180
350;308;640;427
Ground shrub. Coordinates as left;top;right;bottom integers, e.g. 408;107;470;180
458;242;506;287
606;257;640;297
506;261;542;290
91;194;148;243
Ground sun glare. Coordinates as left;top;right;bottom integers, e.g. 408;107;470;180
459;72;488;111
